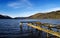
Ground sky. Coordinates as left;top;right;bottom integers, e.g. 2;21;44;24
0;0;60;17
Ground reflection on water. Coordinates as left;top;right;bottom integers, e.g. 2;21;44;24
0;19;60;38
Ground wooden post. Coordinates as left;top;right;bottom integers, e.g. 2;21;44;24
35;22;42;38
46;33;49;38
27;23;33;34
35;22;42;30
27;22;30;32
20;22;23;32
47;24;53;38
30;23;34;34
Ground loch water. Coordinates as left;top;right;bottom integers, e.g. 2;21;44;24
0;19;60;38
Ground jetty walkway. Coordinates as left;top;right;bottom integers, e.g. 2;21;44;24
20;21;60;38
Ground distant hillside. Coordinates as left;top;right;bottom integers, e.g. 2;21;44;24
29;10;60;19
0;15;12;19
0;10;60;19
14;17;29;19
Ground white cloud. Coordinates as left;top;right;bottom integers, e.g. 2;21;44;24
48;7;60;11
27;7;60;13
8;3;21;8
43;7;60;12
21;0;32;6
7;0;33;9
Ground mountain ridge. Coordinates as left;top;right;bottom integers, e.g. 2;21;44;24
29;10;60;19
0;10;60;19
0;14;12;19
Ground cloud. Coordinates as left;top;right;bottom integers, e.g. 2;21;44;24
44;7;60;12
21;0;32;7
27;7;60;13
7;0;33;9
8;2;21;8
48;7;60;11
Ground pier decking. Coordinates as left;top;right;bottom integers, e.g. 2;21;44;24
20;21;60;38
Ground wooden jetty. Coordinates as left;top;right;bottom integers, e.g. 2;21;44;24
20;21;60;38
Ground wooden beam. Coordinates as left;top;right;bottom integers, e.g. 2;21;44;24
27;23;60;37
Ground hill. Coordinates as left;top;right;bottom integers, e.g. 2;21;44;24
29;10;60;19
0;14;12;19
14;17;29;19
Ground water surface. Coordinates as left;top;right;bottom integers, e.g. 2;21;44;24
0;19;60;38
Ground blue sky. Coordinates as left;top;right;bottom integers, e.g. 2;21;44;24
0;0;60;17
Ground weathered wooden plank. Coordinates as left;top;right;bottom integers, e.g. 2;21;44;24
27;23;60;37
